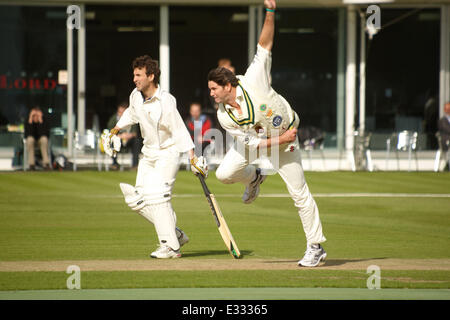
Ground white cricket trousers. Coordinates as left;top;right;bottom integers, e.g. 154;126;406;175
215;141;326;246
135;146;181;250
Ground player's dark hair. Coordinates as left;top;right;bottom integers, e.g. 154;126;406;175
132;55;161;85
207;67;239;87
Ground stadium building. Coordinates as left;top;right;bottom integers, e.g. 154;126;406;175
0;0;449;171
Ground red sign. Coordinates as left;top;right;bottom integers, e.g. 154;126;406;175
0;74;59;90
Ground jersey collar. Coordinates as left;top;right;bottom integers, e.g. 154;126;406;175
141;85;162;103
223;82;255;126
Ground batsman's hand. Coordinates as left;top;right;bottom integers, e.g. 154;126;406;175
190;155;208;179
100;129;121;157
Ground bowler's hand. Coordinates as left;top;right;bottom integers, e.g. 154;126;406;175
264;0;276;10
281;128;298;144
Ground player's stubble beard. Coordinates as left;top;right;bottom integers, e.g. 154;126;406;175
136;78;154;99
214;90;233;106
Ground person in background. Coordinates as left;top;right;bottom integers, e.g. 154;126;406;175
185;102;212;156
217;58;235;74
107;102;143;169
25;107;51;171
438;101;450;170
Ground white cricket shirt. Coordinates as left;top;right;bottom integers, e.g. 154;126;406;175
216;44;299;151
116;85;194;157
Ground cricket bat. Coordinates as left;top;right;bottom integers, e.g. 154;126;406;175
197;174;241;259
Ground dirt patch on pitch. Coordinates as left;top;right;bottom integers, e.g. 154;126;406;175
0;258;449;272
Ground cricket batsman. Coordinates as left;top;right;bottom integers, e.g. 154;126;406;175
102;55;208;259
207;0;327;267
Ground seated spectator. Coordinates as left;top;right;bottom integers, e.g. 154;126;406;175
185;102;212;156
107;102;143;170
25;107;51;171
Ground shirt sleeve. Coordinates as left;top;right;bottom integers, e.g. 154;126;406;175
167;98;195;153
116;94;138;130
243;44;272;94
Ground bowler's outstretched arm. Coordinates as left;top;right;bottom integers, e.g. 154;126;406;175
258;0;276;51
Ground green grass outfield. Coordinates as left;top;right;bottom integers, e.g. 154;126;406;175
0;170;449;299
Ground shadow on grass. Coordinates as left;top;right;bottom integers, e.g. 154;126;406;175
323;257;388;267
182;250;253;258
260;257;388;266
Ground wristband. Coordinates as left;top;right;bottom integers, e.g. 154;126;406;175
266;8;275;13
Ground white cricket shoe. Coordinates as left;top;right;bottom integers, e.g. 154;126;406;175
298;244;327;267
242;168;267;204
150;245;181;259
176;227;189;247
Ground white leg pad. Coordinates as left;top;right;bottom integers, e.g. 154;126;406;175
120;183;179;250
120;183;154;224
120;183;146;212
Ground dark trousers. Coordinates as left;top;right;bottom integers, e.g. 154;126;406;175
112;137;143;167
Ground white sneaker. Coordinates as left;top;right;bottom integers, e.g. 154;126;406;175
242;168;267;204
176;227;189;247
298;244;327;267
150;245;181;259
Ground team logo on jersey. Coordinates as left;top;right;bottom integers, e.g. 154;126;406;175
272;115;282;127
259;104;267;112
265;109;273;118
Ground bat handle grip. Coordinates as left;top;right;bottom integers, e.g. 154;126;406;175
197;173;211;195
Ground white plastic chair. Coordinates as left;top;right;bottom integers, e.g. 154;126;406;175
385;130;418;171
72;130;101;171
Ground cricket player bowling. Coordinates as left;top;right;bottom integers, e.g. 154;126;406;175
207;0;327;267
102;55;208;259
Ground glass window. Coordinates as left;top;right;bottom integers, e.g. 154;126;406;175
272;8;339;147
169;6;248;124
364;8;440;149
86;5;159;131
0;6;67;147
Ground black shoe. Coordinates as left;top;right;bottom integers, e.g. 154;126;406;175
29;165;36;171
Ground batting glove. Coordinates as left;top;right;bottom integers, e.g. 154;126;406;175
190;155;208;178
100;129;121;158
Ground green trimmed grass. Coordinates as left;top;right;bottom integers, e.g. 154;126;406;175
0;171;449;291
